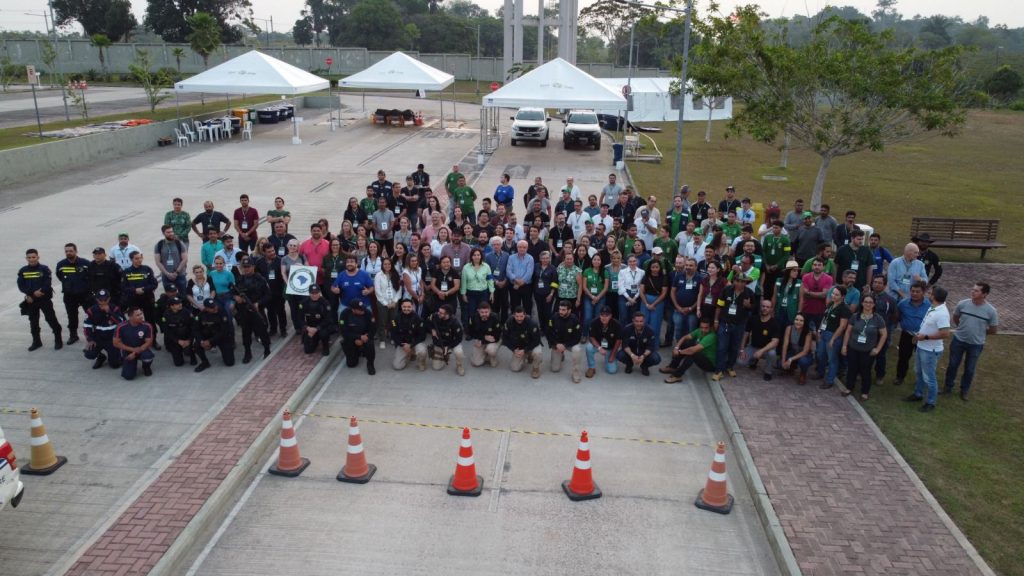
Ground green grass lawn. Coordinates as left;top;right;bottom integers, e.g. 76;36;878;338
863;335;1024;576
629;111;1024;575
627;110;1024;263
0;95;283;152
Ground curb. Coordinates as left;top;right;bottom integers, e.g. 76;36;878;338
706;376;803;576
148;349;342;576
842;395;997;576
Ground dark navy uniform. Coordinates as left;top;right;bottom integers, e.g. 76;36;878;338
55;256;92;340
83;296;123;369
86;254;122;303
503;315;541;352
194;302;235;371
431;311;464;350
114;320;154;380
339;303;375;372
299;293;333;354
121;265;159;329
159;303;196;366
17;263;63;350
233;268;271;361
392;310;426;347
618;322;661;372
255;254;287;336
547;311;583;348
467;312;501;343
532;264;558;330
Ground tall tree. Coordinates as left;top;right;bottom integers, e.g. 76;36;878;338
984;65;1023;104
145;0;252;44
187;12;222;68
105;0;138;41
90;33;112;78
293;17;315;46
579;0;655;66
338;0;407;50
694;8;967;209
172;47;186;73
53;0;113;37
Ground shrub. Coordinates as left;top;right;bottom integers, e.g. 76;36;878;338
85;69;99;81
1009;99;1024;112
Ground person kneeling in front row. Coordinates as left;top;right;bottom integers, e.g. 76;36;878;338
547;300;584;383
618;311;661;376
392;299;428;370
503;305;543;378
114;307;155;380
662;318;717;383
585;306;621;377
429;304;466;375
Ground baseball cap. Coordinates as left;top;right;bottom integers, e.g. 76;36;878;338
802;211;814;218
203;298;217;308
165;284;178;292
169;296;183;305
599;306;612;315
95;289;110;300
652;247;664;255
92;247;105;254
240;257;253;267
308;285;321;293
221;234;234;240
349;300;364;310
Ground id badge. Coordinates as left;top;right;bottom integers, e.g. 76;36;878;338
590;287;598;295
330;271;339;279
851;261;859;271
600;339;609;349
394;207;401;215
728;304;738;315
440;281;449;292
781;299;788;308
268;271;276;280
278;247;285;256
242;221;249;230
556;240;563;249
611;280;618;291
857;334;867;344
453;258;461;268
537;279;545;289
381;221;389;231
166;259;174;267
685;282;694;290
704;295;713;305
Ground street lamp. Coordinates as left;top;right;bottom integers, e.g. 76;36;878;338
613;0;693;195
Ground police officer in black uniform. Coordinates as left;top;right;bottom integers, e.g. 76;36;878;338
113;307;155;380
547;299;584;383
428;304;465;375
120;251;161;350
340;300;376;374
299;285;333;355
55;242;93;345
159;296;196;367
86;247;122;304
502;306;543;378
194;298;235;372
467;300;501;368
391;298;427;371
83;289;124;369
233;258;272;363
17;248;63;351
255;243;288;338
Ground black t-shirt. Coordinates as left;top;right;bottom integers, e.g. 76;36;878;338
717;285;755;325
642;272;668;296
748;315;780;348
823;302;852;332
192;210;231;234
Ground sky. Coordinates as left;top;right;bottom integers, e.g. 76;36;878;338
1;0;1019;36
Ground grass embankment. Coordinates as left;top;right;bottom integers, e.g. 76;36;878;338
0;96;282;152
627;109;1024;263
630;111;1024;575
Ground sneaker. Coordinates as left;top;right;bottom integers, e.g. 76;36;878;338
659;366;674;374
625;365;633;374
368;364;376;375
641;366;650;376
264;346;272;358
242;350;252;364
142;364;153;377
531;365;541;379
727;369;737;377
919;403;935;413
54;337;63;350
92;353;107;370
194;362;211;373
664;375;683;384
711;372;722;381
67;334;80;345
960;392;969;401
903;394;924;402
586;368;596;378
28;341;43;352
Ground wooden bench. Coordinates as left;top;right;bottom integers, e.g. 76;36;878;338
910;217;1006;259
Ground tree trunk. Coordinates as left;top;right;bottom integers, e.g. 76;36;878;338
779;132;790;168
810;154;832;211
705;99;713;142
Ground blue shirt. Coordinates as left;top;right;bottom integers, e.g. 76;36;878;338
872;246;893;276
209;269;234;295
671;270;702;308
485;251;510;283
506;253;535;284
896;297;929;333
494;184;515;205
887;257;927;299
333;269;374;309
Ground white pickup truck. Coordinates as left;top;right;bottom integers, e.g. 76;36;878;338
0;425;25;511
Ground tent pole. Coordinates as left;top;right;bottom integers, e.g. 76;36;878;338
175;92;180;127
439;93;445;129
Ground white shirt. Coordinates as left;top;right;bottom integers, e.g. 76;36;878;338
214;247;243;270
430;239;448;259
567;211;592;240
619;266;645;296
593;214;614;233
917;303;951;353
686;240;707;263
675;231;693;249
562;184;581;201
634;216;658;248
374;271;400;306
110;243;141;269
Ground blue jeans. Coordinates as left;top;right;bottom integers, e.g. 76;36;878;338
585;342;619;374
162;273;187;294
672;309;698;344
914;348;943;405
582;296;604;338
618;294;639;327
716;322;745;372
816;329;842;385
463;290;489;326
642;295;665;344
944;338;983;394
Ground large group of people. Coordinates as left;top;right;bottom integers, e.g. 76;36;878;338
16;165;998;413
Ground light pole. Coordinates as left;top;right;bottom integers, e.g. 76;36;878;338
252;16;274;49
614;0;693;195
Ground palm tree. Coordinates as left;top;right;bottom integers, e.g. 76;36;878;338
186;12;222;69
172;47;185;74
90;34;112;80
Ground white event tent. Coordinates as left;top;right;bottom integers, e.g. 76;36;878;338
174;50;330;143
482;58;627;110
594;77;733;122
340;52;454;125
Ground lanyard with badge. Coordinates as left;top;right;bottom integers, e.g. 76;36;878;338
240;208;252;230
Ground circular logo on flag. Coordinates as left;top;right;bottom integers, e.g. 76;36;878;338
288;268;316;295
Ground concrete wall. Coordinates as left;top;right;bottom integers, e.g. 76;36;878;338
0;99;286;188
2;39;663;82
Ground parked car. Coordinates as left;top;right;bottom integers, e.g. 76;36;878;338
0;425;25;511
562;110;602;150
510;107;550;146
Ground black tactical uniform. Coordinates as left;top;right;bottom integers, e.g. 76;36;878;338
233;265;272;362
299;292;333;355
17;262;63;350
55;256;92;342
392;310;426;347
340;302;375;373
255;253;288;336
547;311;582;348
83;293;123;369
159;300;196;366
467;312;501;343
194;300;235;371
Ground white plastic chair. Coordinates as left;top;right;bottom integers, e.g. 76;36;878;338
220;117;233;139
174;128;189;147
193;120;210;142
181;122;197;142
242;120;253;140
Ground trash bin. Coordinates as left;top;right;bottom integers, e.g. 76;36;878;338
612;143;624;165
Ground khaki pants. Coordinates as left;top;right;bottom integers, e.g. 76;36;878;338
509;346;543;372
551;344;583;374
470;340;501;367
431;344;465;370
393;342;428;370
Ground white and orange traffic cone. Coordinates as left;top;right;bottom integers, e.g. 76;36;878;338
447;427;483;496
337;416;376;484
695;441;734;514
268;410;310;477
21;408;67;476
562;430;602;501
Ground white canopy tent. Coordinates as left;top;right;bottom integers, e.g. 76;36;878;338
340;52;454;126
594;77;733;122
482;58;627;110
174;50;330;143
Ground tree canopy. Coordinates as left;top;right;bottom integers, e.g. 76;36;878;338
186;11;222;68
52;0;137;40
145;0;252;44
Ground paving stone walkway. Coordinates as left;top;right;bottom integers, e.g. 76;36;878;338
65;341;321;576
721;372;983;576
940;263;1022;333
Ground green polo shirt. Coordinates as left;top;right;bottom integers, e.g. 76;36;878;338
687;327;717;365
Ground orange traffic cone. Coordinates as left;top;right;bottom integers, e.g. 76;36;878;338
562;430;602;501
21;408;67;476
268;410;310;477
337;416;377;484
447;427;483;496
695;441;734;514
